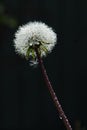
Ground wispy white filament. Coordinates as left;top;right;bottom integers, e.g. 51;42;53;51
14;21;57;65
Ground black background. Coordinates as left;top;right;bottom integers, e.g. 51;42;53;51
0;0;87;129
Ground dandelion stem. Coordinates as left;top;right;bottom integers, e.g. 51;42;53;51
35;47;72;130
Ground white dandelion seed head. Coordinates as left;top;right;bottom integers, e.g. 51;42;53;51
14;21;57;65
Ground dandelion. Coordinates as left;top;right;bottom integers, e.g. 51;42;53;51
14;21;72;130
14;21;57;65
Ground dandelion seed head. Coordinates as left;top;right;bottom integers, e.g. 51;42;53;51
14;21;57;65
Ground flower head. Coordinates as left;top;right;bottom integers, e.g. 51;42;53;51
14;21;57;65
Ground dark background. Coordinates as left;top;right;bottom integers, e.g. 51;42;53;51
0;0;87;129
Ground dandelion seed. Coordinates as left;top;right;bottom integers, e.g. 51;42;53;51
14;21;57;65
